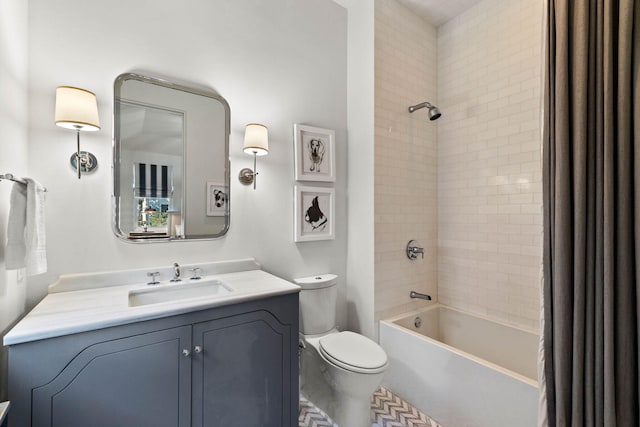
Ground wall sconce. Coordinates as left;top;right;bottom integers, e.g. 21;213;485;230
54;86;101;179
238;123;269;190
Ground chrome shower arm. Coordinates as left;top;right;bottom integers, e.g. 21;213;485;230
408;102;433;113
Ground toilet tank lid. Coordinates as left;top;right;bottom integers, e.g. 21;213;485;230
293;274;338;290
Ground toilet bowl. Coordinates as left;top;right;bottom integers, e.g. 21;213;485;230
295;274;388;427
301;330;387;427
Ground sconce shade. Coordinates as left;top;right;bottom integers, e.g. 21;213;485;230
243;123;269;156
55;86;101;131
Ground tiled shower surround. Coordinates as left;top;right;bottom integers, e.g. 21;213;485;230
375;0;543;332
437;0;543;331
374;0;439;322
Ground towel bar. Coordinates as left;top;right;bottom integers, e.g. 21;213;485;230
0;173;47;192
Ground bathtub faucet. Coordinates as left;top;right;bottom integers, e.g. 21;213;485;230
410;291;432;301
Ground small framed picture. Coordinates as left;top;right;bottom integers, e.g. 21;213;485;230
294;185;335;242
294;124;336;182
206;182;228;217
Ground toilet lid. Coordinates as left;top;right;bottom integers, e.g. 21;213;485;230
319;331;388;374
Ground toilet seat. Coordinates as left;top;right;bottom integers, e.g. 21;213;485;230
319;331;388;374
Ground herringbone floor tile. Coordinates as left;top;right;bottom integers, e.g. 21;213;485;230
298;396;338;426
298;386;442;427
372;387;441;427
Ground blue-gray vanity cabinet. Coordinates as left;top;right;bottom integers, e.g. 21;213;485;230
32;326;193;427
7;293;298;427
192;310;293;426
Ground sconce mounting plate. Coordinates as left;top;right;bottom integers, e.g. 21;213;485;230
70;151;98;174
238;168;255;185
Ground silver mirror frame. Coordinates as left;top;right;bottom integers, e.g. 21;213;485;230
112;73;231;242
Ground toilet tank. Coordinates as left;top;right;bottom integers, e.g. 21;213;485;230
294;274;338;335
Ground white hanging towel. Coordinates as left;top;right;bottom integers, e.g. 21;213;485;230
5;183;27;270
5;178;47;275
24;178;47;275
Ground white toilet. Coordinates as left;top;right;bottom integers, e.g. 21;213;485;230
295;274;388;427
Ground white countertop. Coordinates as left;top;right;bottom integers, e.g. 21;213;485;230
4;266;299;346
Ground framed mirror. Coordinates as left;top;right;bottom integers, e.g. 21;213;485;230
113;73;230;241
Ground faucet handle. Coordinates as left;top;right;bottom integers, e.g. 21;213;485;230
147;271;160;285
189;267;202;280
406;240;425;260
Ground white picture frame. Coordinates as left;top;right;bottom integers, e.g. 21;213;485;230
294;185;335;242
294;124;336;182
206;182;228;217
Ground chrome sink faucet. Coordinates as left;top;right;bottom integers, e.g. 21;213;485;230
170;263;181;282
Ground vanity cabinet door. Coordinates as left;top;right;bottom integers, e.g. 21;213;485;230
191;310;293;427
30;326;192;427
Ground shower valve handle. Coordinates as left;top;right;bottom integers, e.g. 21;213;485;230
407;240;424;260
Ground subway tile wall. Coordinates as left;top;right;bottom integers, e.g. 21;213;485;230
374;0;543;331
437;0;543;331
374;0;439;322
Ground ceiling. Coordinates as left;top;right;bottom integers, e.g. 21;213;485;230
120;103;183;156
395;0;485;27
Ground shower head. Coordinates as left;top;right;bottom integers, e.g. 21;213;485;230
408;101;442;120
427;106;441;120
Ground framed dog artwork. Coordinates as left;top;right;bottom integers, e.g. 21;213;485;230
294;124;336;182
206;182;228;217
294;185;335;242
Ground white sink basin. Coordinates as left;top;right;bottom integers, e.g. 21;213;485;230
128;279;234;307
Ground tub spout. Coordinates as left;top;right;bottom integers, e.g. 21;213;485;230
410;291;432;301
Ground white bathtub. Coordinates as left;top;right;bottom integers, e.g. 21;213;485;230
379;304;539;427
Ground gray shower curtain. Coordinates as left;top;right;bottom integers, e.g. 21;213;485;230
543;0;640;425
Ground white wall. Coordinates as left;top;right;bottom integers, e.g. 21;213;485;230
21;0;348;327
333;0;376;339
0;0;29;400
437;0;543;331
374;0;439;322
